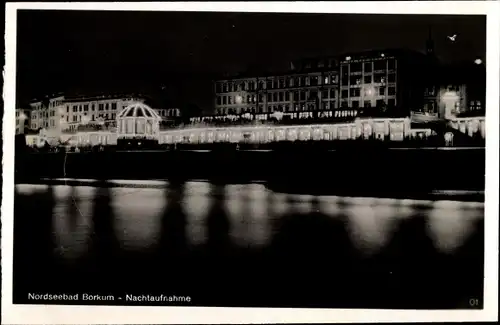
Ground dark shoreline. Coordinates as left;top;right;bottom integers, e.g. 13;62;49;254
16;147;486;194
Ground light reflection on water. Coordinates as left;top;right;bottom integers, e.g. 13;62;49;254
110;187;166;251
52;186;94;259
427;207;478;253
346;204;401;254
15;182;484;260
182;181;211;246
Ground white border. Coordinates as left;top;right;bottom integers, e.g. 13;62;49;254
2;2;499;324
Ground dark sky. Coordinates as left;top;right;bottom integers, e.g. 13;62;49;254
16;10;485;111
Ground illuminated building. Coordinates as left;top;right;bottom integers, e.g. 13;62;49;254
214;58;339;116
60;94;147;132
158;117;412;145
422;61;486;119
18;95;66;144
61;103;166;148
338;50;429;114
213;49;429;120
28;95;65;131
116;102;162;148
438;84;468;119
51;111;485;149
21;93;179;146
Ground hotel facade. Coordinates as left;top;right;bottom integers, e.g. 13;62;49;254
213;49;430;121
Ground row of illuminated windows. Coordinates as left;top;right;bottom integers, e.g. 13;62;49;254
64;113;112;120
32;106;183;121
31;111;48;119
215;100;362;115
216;74;338;93
217;94;258;105
31;109;60;119
31;122;48;129
216;102;330;115
66;102;122;113
216;83;395;106
29;100;64;110
341;86;397;98
62;113;117;122
469;101;482;110
217;89;339;105
424;85;464;97
215;60;395;93
422;100;482;115
31;113;118;129
217;97;396;113
341;73;396;86
31;102;124;118
339;98;396;109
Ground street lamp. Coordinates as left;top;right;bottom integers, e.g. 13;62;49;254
474;58;483;65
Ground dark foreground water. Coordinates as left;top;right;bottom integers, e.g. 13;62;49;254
13;180;484;309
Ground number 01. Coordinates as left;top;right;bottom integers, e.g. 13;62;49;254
469;298;480;307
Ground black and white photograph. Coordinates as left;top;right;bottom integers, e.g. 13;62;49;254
2;2;499;324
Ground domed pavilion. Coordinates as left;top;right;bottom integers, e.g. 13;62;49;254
116;102;162;149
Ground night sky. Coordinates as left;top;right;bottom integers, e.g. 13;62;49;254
16;10;485;111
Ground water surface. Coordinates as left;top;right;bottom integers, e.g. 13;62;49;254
13;180;484;309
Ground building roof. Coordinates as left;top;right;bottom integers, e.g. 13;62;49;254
28;92;65;103
215;69;332;82
338;48;427;62
64;93;149;103
215;48;427;82
117;102;162;120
